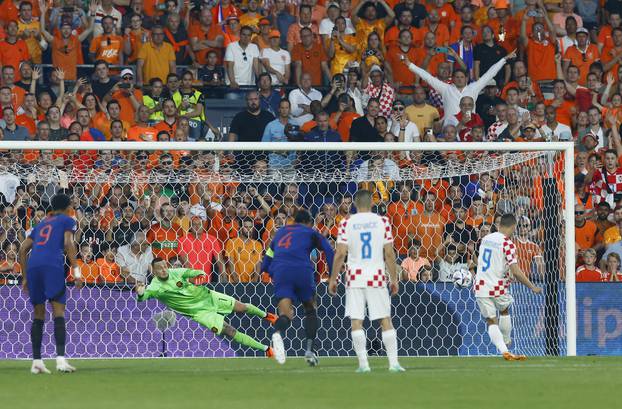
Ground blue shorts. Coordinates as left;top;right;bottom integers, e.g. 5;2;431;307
26;265;67;305
272;268;315;304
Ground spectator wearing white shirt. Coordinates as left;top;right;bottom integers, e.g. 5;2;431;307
587;106;606;149
387;99;420;143
260;30;291;86
355;154;400;182
404;50;514;125
115;231;153;284
319;3;355;41
289;73;323;126
224;25;260;96
93;0;123;36
540;105;573;141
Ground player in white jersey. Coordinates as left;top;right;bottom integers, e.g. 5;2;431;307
329;189;403;373
475;213;542;361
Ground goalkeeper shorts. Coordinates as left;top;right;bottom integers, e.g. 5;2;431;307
476;294;514;319
193;290;236;334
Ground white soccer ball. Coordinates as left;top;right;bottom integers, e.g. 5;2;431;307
452;269;473;289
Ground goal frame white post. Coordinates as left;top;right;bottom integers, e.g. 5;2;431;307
0;141;576;356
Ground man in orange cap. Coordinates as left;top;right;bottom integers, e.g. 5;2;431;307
260;29;291;85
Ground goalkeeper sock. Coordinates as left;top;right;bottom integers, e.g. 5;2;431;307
274;315;291;335
31;319;44;360
244;303;267;319
351;329;369;369
382;329;399;368
499;315;512;345
488;324;508;354
304;310;319;352
232;330;268;352
54;317;66;357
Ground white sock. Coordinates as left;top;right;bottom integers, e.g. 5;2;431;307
382;329;399;368
351;329;369;369
33;359;44;365
488;324;508;354
499;315;512;345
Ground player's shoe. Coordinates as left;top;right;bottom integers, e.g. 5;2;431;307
389;364;406;373
503;352;527;361
56;357;76;373
304;350;319;367
264;312;278;326
31;359;51;374
355;366;371;373
271;333;286;364
266;347;275;359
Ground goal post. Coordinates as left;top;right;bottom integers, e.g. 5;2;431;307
0;141;575;358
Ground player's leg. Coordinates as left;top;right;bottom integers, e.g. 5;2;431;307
346;288;370;372
194;310;271;354
301;298;319;366
478;297;523;360
220;322;271;352
496;294;515;346
51;300;76;372
44;268;75;373
271;297;294;364
494;295;525;360
499;309;512;346
369;288;403;372
231;300;277;325
27;267;50;374
30;303;50;374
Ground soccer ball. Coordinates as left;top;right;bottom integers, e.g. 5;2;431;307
452;269;473;289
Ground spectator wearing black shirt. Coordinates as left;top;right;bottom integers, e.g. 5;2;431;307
348;98;383;170
112;205;142;246
350;98;383;142
228;91;275;171
443;206;477;263
91;60;118;102
476;81;504;129
473;26;509;87
393;0;428;28
199;50;225;99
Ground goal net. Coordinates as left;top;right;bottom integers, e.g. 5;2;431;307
0;141;575;358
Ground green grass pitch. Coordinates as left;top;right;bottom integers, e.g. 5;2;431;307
1;356;620;409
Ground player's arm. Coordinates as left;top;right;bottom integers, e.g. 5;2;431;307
18;237;33;290
135;284;155;301
181;268;205;280
328;243;348;295
260;246;274;276
509;263;541;294
384;243;399;296
316;232;335;268
64;231;81;281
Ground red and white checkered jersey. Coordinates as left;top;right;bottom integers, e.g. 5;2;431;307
474;232;517;298
337;212;393;288
590;167;622;205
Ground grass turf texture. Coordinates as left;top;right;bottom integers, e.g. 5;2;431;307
1;356;620;409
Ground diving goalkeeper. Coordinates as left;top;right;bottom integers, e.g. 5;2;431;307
136;258;278;357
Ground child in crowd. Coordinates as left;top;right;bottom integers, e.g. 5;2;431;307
575;248;604;282
604;252;622;282
401;240;431;282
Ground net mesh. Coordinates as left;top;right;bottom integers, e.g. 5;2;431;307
0;146;567;358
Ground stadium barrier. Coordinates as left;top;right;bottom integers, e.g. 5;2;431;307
0;282;575;358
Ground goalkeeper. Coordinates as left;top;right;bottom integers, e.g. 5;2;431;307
136;258;278;357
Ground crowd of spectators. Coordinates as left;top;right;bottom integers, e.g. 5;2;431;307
0;0;621;286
